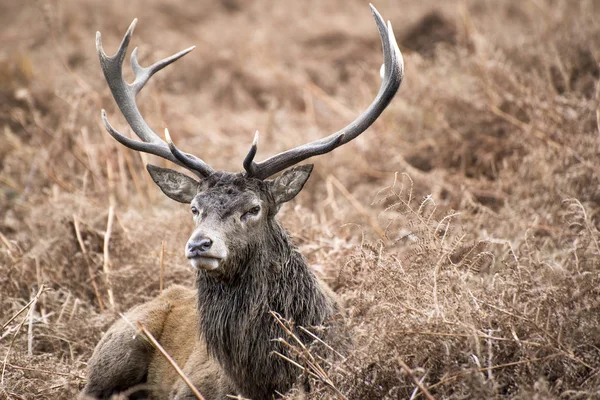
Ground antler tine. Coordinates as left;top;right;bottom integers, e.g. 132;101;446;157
96;19;214;178
243;4;404;180
164;128;215;173
242;131;260;177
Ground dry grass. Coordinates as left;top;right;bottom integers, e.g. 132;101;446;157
1;0;600;399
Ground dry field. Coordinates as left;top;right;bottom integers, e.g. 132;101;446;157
1;0;600;399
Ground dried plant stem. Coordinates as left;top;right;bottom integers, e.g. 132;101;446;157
27;293;37;356
596;75;600;135
409;374;428;400
423;356;556;395
487;329;494;381
328;174;385;240
136;322;205;400
305;81;355;119
37;2;92;92
44;166;76;193
1;285;46;391
6;363;85;380
0;174;23;193
1;288;47;332
73;215;105;312
272;351;316;377
473;297;593;369
270;312;346;400
103;205;116;310
298;326;345;359
55;292;71;325
122;147;148;206
398;358;436;400
34;257;42;291
225;395;251;400
392;330;542;347
69;299;80;322
79;126;101;183
0;232;16;254
489;104;562;151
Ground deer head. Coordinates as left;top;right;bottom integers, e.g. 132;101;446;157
145;164;313;280
96;5;403;279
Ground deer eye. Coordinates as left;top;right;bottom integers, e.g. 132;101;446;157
191;206;199;216
242;205;261;220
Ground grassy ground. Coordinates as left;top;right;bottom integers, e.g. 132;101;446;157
1;0;599;398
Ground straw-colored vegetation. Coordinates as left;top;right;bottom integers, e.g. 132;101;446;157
1;0;599;398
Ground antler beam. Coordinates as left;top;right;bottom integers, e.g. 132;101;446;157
97;19;214;178
243;4;404;180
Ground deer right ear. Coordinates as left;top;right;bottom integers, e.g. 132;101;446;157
146;164;199;203
270;164;313;206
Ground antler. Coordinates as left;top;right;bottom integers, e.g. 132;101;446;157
98;5;402;181
243;4;404;180
96;19;214;178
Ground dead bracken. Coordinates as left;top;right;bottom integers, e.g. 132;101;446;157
1;1;599;399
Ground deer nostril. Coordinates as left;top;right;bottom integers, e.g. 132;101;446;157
188;238;213;256
198;238;212;251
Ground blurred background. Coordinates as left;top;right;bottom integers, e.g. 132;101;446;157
1;0;599;398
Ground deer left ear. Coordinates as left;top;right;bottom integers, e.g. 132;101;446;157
146;164;199;203
270;164;313;205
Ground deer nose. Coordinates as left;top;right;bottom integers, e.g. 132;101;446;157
186;237;213;258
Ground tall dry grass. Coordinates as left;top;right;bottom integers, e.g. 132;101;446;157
1;0;599;398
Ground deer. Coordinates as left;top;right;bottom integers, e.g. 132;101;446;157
81;5;403;400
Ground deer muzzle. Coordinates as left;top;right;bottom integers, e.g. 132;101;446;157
186;231;228;271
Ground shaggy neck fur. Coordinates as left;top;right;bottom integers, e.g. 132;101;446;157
196;219;336;399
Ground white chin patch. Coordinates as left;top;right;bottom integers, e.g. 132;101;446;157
189;257;220;271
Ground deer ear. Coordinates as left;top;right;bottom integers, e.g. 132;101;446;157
146;164;199;203
270;164;313;205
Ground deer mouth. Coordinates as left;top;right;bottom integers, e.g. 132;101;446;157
188;255;222;271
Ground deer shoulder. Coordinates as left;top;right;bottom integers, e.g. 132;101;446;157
82;285;195;399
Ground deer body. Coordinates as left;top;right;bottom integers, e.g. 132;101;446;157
83;5;403;399
83;171;339;399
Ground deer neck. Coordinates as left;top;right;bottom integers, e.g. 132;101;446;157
195;221;335;399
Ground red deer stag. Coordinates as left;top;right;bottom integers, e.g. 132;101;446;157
81;5;403;399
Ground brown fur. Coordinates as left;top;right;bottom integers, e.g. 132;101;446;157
81;286;234;399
